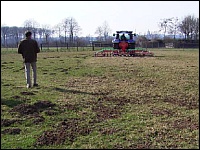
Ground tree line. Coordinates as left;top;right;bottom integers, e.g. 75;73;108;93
1;15;199;48
159;15;199;40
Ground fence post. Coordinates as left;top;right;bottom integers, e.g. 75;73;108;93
77;42;78;51
56;41;58;52
40;44;42;51
145;42;147;50
47;43;49;50
92;43;94;51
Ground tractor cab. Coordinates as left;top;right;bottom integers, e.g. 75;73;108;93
114;31;132;41
112;31;136;49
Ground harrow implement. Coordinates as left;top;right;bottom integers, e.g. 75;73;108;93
94;47;154;57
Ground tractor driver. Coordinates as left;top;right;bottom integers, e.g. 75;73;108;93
121;34;126;41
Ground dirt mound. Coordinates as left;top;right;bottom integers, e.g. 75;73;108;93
35;129;68;146
33;100;56;109
11;103;38;115
150;108;175;116
35;118;92;146
98;96;131;106
33;116;45;124
62;103;80;111
44;110;58;116
99;127;119;135
1;119;21;127
92;103;122;122
20;91;35;95
10;100;56;116
1;128;21;135
172;117;199;130
163;95;198;109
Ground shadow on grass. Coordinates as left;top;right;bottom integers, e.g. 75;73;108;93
153;55;165;57
53;87;100;96
1;99;23;108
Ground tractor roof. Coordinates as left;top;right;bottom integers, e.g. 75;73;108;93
116;31;133;34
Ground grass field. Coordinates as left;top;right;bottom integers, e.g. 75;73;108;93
1;48;199;149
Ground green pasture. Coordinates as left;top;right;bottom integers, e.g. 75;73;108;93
1;47;199;149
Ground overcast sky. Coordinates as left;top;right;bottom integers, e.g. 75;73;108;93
1;1;199;36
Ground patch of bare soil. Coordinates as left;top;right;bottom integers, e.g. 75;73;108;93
171;117;199;130
34;93;161;147
92;102;122;122
43;56;60;59
35;118;92;147
99;127;119;135
98;94;152;107
1;128;21;135
92;95;151;123
1;119;22;127
10;100;56;116
35;129;67;146
113;140;152;149
130;141;152;149
49;73;56;75
10;103;38;115
33;100;56;109
150;108;175;117
11;95;21;99
62;103;80;111
58;118;92;136
20;91;35;95
44;110;58;116
98;96;131;106
163;95;198;109
33;115;45;124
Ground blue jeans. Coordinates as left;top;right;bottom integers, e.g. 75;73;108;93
24;62;37;86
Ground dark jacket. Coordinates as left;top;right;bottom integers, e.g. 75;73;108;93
18;38;40;63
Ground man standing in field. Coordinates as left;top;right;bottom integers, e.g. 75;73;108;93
18;31;40;88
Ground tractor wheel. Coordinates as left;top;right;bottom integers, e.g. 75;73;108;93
113;43;119;49
128;43;135;49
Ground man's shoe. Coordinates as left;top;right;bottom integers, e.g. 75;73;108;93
33;83;39;87
27;84;31;88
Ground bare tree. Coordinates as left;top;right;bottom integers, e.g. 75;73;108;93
95;21;111;42
193;17;199;40
53;23;62;43
168;17;179;39
23;18;39;39
60;17;81;44
159;18;173;39
67;17;81;43
41;24;52;43
178;15;197;40
95;26;103;41
9;26;20;46
61;18;69;45
37;27;45;43
1;25;10;47
102;21;111;42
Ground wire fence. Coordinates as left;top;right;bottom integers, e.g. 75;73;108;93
1;41;199;51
